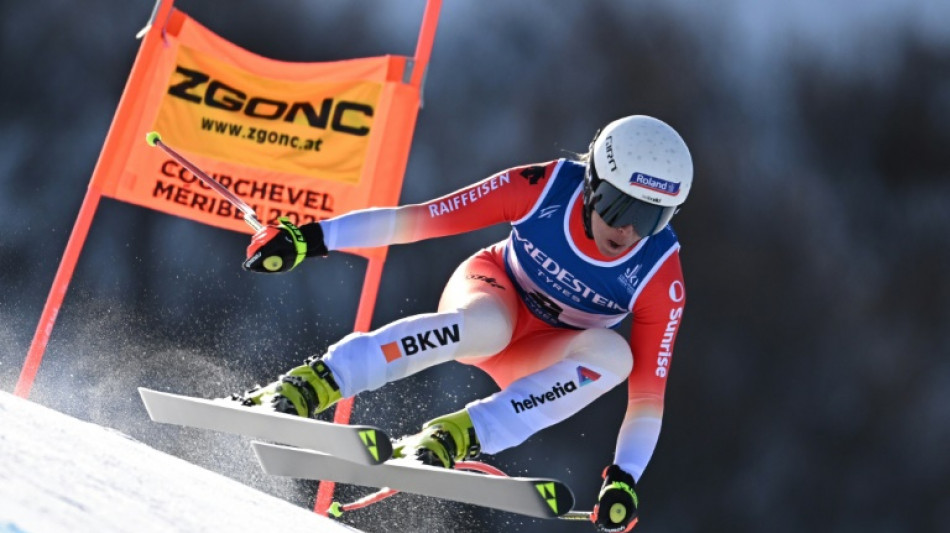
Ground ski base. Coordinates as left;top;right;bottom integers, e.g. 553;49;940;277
251;441;576;519
138;388;392;466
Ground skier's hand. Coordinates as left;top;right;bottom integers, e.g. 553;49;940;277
243;218;328;273
592;465;639;532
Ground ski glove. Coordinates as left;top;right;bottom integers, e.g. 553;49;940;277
243;218;328;273
593;465;639;532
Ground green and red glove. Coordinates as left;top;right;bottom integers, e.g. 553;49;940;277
243;217;328;273
593;465;639;532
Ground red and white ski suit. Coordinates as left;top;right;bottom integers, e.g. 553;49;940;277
318;159;685;480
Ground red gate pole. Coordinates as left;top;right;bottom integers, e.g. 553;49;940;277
13;187;104;398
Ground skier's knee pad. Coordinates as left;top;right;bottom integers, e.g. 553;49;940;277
565;328;633;386
454;296;514;356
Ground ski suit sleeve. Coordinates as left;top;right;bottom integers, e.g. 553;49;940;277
318;163;558;252
613;249;686;481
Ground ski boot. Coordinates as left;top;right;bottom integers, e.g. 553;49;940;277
393;408;481;468
235;356;342;417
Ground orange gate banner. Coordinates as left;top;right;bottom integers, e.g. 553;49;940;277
95;9;418;258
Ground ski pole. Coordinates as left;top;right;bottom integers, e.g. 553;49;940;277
558;510;637;530
145;131;264;232
558;510;595;522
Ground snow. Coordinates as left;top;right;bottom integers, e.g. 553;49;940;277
0;391;361;533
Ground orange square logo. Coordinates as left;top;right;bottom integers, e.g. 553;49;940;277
381;342;402;362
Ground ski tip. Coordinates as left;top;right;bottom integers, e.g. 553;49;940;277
249;441;290;475
137;386;165;395
137;387;160;420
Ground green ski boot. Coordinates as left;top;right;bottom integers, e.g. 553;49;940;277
236;357;342;417
393;408;481;468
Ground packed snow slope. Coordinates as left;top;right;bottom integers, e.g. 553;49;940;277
0;391;361;533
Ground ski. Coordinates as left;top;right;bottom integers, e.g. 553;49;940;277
138;388;392;466
251;441;576;519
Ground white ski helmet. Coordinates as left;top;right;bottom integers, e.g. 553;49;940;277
583;115;693;238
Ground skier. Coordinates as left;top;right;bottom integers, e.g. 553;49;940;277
238;115;692;532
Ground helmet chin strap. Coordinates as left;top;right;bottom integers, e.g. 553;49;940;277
582;177;595;239
581;129;602;240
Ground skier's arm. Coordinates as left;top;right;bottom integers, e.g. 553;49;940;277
592;256;683;532
243;163;557;272
613;251;686;481
320;163;555;251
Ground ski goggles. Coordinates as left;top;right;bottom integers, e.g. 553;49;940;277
586;164;677;237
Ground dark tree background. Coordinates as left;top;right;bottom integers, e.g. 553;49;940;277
1;1;948;532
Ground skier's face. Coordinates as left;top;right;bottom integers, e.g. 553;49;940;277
590;211;640;257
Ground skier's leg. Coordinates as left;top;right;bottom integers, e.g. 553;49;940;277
399;325;633;467
242;246;519;417
323;246;519;397
465;327;633;454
